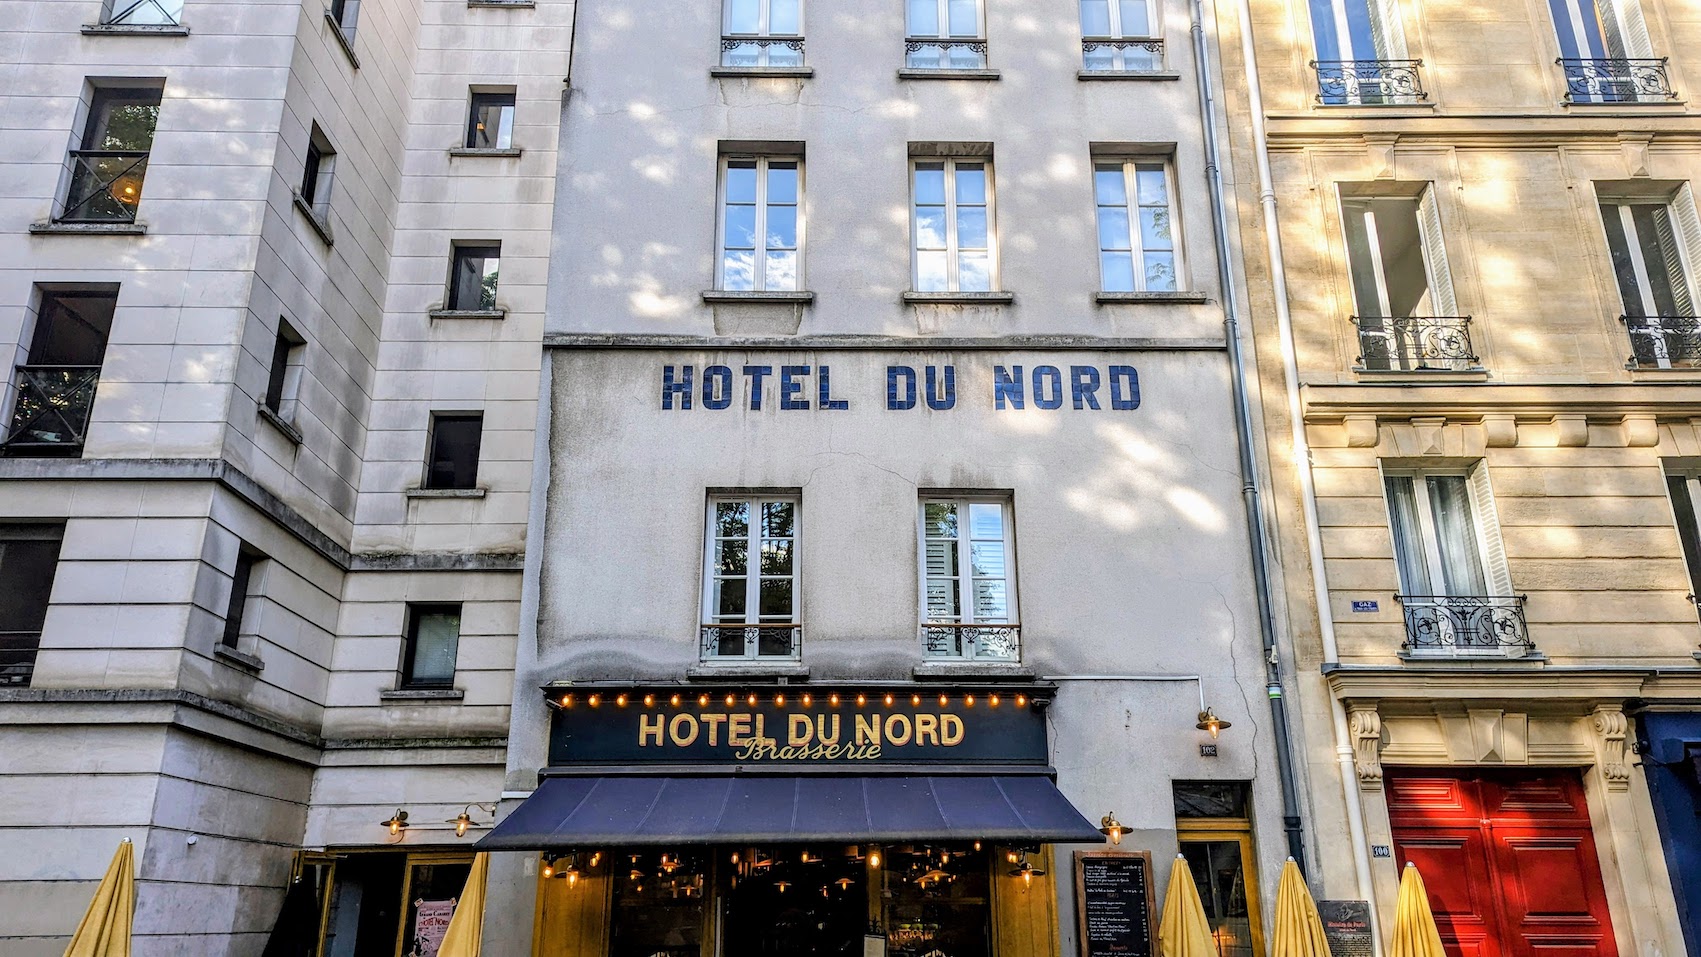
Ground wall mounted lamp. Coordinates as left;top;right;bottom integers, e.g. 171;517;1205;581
381;810;408;835
1099;813;1126;845
1196;707;1231;739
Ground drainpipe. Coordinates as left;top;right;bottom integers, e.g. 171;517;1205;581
1187;0;1307;872
1213;0;1384;943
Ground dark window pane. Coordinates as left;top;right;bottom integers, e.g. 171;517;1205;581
449;245;500;311
403;606;460;687
425;414;482;489
0;528;64;632
221;550;259;648
716;502;749;537
1669;477;1701;596
1173;781;1250;818
466;92;515;149
84;88;162;152
28;290;116;366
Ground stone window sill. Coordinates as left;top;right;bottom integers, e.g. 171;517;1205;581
1395;651;1548;665
912;661;1034;679
1095;290;1210;304
30;221;146;236
448;148;523;158
467;0;534;7
82;22;190;35
1351;367;1489;382
293;192;334;246
711;66;815;78
324;11;360;68
702;290;816;304
406;487;489;499
214;645;265;672
1078;70;1180;80
381;688;465;702
686;661;810;679
1562;98;1686;108
429;308;506;320
898;68;1001;80
256;404;303;444
903;291;1014;304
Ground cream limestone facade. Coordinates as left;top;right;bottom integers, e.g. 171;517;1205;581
1220;0;1701;949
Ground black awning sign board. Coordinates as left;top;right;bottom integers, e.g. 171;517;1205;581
1075;851;1156;957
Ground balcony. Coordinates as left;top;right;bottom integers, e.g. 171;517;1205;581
1397;595;1532;657
1558;58;1675;104
61;150;149;223
1081;38;1163;72
904;37;988;70
0;632;38;686
922;623;1020;661
1312;59;1426;105
1354;316;1478;371
700;623;802;661
3;365;101;456
1624;315;1701;368
720;36;805;68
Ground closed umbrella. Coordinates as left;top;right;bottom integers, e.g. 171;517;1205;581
1271;858;1330;957
63;838;135;957
1159;854;1217;957
1389;862;1448;957
438;852;491;957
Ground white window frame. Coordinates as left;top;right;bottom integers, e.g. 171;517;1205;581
715;155;804;293
721;0;804;67
1079;0;1163;72
1094;157;1184;293
918;497;1019;661
701;495;800;660
910;157;998;294
1338;185;1456;319
1597;185;1701;368
1380;465;1510;596
907;0;986;40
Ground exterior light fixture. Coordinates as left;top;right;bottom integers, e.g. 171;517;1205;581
563;695;573;707
912;694;922;705
726;694;736;707
451;810;472;837
643;694;654;707
802;693;812;706
884;694;894;706
1016;694;1027;707
699;694;710;707
564;855;581;887
588;694;600;707
989;694;999;707
381;810;408;835
1009;852;1045;888
775;693;784;706
835;877;854;890
616;694;628;707
671;694;681;706
543;856;556;879
830;694;840;706
775;880;791;893
939;694;949;706
856;694;866;706
868;851;882;868
1100;813;1125;845
1196;708;1231;738
965;694;974;706
1006;850;1019;864
973;841;982;852
748;693;758;706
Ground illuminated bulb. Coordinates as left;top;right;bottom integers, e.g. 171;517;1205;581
568;870;579;887
884;694;894;706
856;694;866;706
1016;695;1027;707
802;694;812;706
731;852;740;864
912;694;922;706
830;694;840;706
588;694;600;707
974;841;982;852
617;694;628;707
726;694;736;707
644;694;654;707
563;695;573;707
989;694;999;707
775;881;791;893
543;860;555;879
671;694;681;706
775;693;784;706
868;851;881;868
965;694;974;706
939;694;949;707
699;694;710;707
590;853;601;866
748;693;757;706
1023;869;1033;888
454;812;470;837
1007;851;1019;864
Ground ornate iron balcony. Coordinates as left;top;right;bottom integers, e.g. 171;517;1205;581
922;622;1020;661
1081;37;1164;72
61;150;150;223
1558;58;1675;103
721;35;804;68
904;37;988;70
4;365;101;456
1354;316;1478;371
1312;59;1426;105
1624;316;1701;368
0;632;39;687
1397;595;1532;656
701;623;801;661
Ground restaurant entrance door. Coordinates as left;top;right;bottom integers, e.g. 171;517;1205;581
721;854;867;957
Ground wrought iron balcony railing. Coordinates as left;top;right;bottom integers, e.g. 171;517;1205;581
1397;595;1532;656
922;622;1020;661
1558;58;1675;103
61;150;150;223
1624;315;1701;368
1312;59;1426;105
0;632;40;687
1354;316;1478;371
701;623;802;661
904;37;988;70
4;365;101;456
721;35;805;68
1081;37;1164;72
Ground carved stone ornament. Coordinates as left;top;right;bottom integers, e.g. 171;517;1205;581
1592;708;1631;792
1350;708;1384;789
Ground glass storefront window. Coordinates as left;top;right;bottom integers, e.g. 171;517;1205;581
611;851;710;957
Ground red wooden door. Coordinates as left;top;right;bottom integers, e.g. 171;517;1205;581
1387;769;1619;957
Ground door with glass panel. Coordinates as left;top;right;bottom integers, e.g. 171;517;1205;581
1308;0;1409;103
1174;783;1264;957
1600;195;1700;367
1384;470;1520;655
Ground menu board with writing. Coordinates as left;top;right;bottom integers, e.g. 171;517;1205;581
1074;852;1155;957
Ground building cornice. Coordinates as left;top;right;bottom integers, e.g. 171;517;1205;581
1261;115;1701;147
1298;382;1701;419
543;333;1228;351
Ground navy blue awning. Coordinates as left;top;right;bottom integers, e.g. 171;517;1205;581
477;774;1105;849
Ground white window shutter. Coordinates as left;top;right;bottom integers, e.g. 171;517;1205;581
1416;186;1459;317
1670;184;1701;314
1608;0;1656;59
1367;0;1407;59
1468;463;1514;596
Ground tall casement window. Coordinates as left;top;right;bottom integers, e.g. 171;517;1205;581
722;0;804;67
329;0;359;38
1665;473;1701;606
912;157;996;294
1307;0;1421;104
447;243;501;312
905;0;988;69
401;604;461;689
0;524;64;688
1341;187;1474;372
220;546;266;653
1080;0;1162;72
1599;187;1701;368
921;497;1018;661
702;496;799;660
298;124;336;232
4;286;117;458
1095;158;1181;292
263;317;306;423
1383;467;1525;656
61;83;162;224
465;91;515;150
423;413;483;490
102;0;184;27
1549;0;1668;102
717;156;802;292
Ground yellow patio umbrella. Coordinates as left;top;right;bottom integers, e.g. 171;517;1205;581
1271;858;1330;957
437;852;490;957
1389;862;1448;957
63;838;135;957
1159;853;1217;957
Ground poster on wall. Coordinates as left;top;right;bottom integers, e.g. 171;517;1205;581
1074;851;1155;957
411;898;456;957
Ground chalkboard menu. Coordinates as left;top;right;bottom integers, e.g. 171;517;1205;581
1074;852;1156;957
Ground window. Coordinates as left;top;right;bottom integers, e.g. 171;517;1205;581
1341;187;1468;370
1080;0;1161;71
1384;467;1524;655
1549;0;1664;102
448;244;501;311
329;0;359;36
62;84;161;224
465;91;515;150
1600;188;1701;367
264;318;306;419
1094;159;1180;292
300;125;335;221
221;547;263;650
702;497;798;659
1666;473;1701;604
905;0;987;69
912;158;995;293
423;413;483;490
718;157;801;292
1173;783;1265;957
722;0;804;67
0;524;63;687
4;287;116;456
1308;0;1419;104
103;0;184;26
920;497;1018;660
401;604;461;688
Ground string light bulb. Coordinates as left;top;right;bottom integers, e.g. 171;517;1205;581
644;694;655;707
587;694;600;707
562;695;573;707
802;693;812;706
671;694;681;706
830;694;840;706
699;694;710;707
616;694;628;707
884;694;894;706
912;694;922;706
748;693;758;706
989;694;1000;707
940;694;949;707
965;694;974;706
1016;694;1027;707
775;693;785;706
726;694;736;707
856;694;866;706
